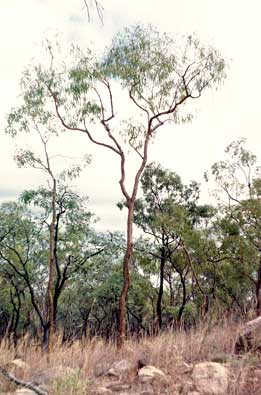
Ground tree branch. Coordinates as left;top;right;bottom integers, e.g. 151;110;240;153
0;366;48;395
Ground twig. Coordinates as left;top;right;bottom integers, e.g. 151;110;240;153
0;366;48;395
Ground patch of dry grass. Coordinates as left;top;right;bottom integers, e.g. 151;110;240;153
0;318;260;394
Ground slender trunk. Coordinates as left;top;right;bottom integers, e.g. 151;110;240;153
42;323;49;349
169;273;175;306
201;294;209;317
118;203;134;347
156;251;165;330
12;290;21;348
47;178;56;352
177;273;187;323
255;251;261;316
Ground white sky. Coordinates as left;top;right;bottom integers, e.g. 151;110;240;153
1;0;261;232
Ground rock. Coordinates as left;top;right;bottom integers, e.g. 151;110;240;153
15;390;36;395
234;316;261;353
107;359;135;377
8;360;30;371
138;365;167;383
192;362;229;395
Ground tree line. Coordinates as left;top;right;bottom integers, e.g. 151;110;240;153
0;24;237;349
1;138;261;348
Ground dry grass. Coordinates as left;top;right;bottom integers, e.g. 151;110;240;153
0;318;260;394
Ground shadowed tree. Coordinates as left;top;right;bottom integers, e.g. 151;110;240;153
0;191;102;346
4;119;91;350
6;25;226;345
119;162;201;329
207;138;261;315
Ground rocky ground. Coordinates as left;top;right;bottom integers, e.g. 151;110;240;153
1;318;261;395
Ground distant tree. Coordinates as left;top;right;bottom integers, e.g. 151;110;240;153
6;106;91;351
207;139;261;315
119;163;200;328
0;191;99;345
6;25;226;345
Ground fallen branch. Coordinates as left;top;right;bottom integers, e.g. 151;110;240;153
0;366;48;395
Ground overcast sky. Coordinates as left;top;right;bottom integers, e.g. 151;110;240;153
1;0;261;232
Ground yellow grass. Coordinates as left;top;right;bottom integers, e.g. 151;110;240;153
0;318;260;394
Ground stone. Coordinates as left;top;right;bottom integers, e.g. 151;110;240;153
234;316;261;353
107;360;135;377
138;365;167;384
192;362;229;395
8;360;29;371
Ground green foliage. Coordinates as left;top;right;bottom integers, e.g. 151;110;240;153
103;25;226;122
6;24;226;159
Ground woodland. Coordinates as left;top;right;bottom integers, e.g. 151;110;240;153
1;4;261;357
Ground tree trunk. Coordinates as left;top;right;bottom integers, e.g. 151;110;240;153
156;251;165;330
177;273;187;323
255;251;261;316
169;273;175;306
42;324;49;348
47;178;56;352
118;203;134;347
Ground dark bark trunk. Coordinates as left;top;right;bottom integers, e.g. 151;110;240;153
118;203;134;347
177;273;187;323
42;323;49;349
47;178;56;352
156;251;165;330
11;288;21;347
255;251;261;315
169;273;175;306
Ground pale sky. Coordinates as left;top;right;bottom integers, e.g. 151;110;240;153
1;0;261;231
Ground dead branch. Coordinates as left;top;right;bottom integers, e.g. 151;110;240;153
0;366;48;395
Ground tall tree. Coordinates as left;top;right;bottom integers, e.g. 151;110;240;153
0;190;100;345
207;138;261;315
6;106;90;350
6;25;226;345
121;163;201;328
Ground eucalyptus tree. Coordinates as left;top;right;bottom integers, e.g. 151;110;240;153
0;201;46;341
6;25;226;344
6;107;90;350
0;271;26;342
127;163;214;327
207;139;261;315
127;163;197;327
0;189;99;345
